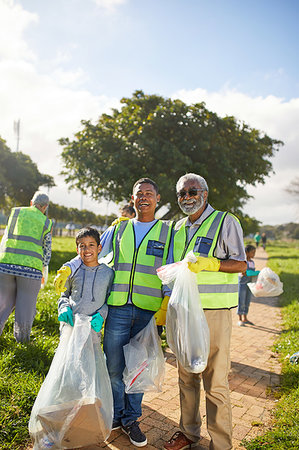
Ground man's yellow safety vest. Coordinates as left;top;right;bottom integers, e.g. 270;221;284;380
107;219;173;311
173;210;239;309
0;206;52;272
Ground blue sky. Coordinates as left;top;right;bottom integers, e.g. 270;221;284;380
0;0;298;224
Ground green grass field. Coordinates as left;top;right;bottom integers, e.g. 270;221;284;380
0;238;298;449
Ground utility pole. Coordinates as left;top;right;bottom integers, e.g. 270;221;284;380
13;119;20;152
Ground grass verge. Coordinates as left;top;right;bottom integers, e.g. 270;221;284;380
242;240;299;449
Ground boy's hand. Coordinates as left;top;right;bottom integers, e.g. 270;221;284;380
111;216;129;226
154;296;170;326
90;312;104;332
188;256;220;273
54;266;71;294
58;306;74;326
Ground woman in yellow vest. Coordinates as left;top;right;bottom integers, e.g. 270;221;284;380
0;192;52;342
163;174;246;450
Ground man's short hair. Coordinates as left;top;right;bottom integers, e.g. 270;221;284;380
176;173;209;194
31;191;50;207
132;178;159;194
75;227;101;246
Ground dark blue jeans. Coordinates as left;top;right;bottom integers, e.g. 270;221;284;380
237;283;252;315
103;304;154;426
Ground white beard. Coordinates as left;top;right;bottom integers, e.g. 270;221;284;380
179;194;205;216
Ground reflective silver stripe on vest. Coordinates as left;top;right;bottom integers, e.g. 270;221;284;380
7;208;49;246
205;211;225;239
153;222;170;269
1;247;43;261
198;284;238;293
111;283;161;298
197;211;225;257
117;262;156;275
113;220;129;269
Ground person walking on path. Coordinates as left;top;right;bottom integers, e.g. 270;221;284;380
254;232;261;247
261;232;267;250
0;192;52;342
237;244;260;326
163;173;246;450
54;178;173;448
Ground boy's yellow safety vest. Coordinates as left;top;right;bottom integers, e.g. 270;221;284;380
173;210;239;309
0;206;52;271
107;219;173;311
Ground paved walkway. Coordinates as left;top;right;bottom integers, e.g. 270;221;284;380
98;247;282;449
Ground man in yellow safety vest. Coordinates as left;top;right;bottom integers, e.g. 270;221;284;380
54;178;173;447
163;173;246;450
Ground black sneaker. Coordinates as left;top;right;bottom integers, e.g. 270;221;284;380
112;419;121;430
121;421;147;447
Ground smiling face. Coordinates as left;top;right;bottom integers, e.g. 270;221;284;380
76;236;102;267
132;182;160;222
177;178;208;223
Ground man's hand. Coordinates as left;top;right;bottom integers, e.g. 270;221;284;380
54;265;71;295
58;306;74;326
111;216;130;226
154;296;170;326
90;312;104;332
188;256;220;273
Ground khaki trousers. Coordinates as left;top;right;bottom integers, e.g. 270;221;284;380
178;309;233;450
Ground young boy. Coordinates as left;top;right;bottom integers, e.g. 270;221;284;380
58;227;114;332
237;244;260;326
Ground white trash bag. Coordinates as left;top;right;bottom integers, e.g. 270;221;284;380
248;267;283;297
123;317;165;393
29;314;113;449
157;251;210;374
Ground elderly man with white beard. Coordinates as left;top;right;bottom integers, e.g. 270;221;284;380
163;173;246;450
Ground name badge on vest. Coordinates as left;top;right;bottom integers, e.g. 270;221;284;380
194;237;213;255
146;240;165;258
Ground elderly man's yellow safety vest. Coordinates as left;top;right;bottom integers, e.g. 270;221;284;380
107;220;173;311
0;206;52;271
173;210;239;309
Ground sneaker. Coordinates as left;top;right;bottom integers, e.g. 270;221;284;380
237;320;245;326
244;320;254;325
112;419;121;430
164;431;194;450
121;421;147;447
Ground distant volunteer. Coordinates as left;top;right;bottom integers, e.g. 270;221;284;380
0;192;52;342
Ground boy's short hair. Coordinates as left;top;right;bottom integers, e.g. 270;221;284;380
245;244;256;253
75;227;101;246
132;178;159;194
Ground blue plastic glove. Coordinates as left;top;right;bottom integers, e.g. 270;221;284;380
58;306;74;326
90;312;104;332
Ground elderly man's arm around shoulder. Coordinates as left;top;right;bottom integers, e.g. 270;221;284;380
219;259;246;273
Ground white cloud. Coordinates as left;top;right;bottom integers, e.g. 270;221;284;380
172;87;299;225
92;0;127;13
0;0;38;60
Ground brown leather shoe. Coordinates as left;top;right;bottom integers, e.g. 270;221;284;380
163;431;194;450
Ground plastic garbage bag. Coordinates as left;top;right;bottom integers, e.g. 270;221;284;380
123;317;165;393
29;314;113;449
157;251;210;374
248;267;283;297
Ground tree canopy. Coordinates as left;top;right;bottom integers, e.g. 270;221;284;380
0;137;55;211
59;90;283;218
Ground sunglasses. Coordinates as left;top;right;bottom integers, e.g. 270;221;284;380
176;188;203;199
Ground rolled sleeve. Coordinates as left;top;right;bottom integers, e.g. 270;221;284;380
215;214;246;261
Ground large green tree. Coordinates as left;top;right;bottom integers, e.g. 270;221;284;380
59;90;282;218
0;137;55;210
